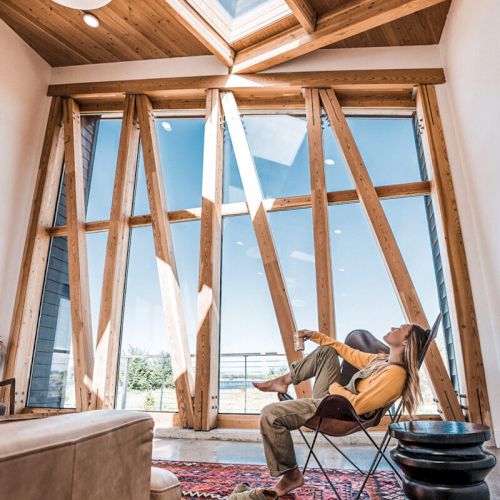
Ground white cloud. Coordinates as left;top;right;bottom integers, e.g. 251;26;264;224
290;250;314;263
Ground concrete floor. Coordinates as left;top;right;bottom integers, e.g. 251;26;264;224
153;434;500;498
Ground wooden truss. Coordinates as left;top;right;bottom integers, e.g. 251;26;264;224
154;0;448;73
3;69;490;428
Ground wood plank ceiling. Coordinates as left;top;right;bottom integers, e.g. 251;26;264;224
0;0;451;68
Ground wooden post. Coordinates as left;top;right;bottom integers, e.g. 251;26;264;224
221;91;312;399
194;89;224;430
304;88;336;338
63;98;95;411
320;88;464;421
91;95;140;410
416;85;491;426
2;97;65;412
136;94;195;428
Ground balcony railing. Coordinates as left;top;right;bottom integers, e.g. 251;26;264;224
117;352;293;414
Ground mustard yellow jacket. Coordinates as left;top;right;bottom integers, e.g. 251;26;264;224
310;332;407;415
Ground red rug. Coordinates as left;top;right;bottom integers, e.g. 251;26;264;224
153;460;404;499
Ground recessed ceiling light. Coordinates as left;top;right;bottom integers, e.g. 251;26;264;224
334;229;342;234
161;121;172;132
325;158;335;165
83;13;100;28
52;0;111;8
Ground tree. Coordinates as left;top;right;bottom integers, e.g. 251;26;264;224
126;346;174;391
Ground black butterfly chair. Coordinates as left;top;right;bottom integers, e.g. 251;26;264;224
278;314;442;500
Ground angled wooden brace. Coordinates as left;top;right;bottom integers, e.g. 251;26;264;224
2;97;65;412
63;98;95;411
194;89;224;430
221;91;312;399
91;95;140;410
416;85;491;426
320;88;464;421
136;94;195;428
304;88;336;338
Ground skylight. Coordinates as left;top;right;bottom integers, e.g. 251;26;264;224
188;0;292;43
216;0;276;20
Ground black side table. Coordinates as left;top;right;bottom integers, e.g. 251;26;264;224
389;420;496;499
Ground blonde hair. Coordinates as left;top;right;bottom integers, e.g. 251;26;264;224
401;324;428;418
366;324;428;417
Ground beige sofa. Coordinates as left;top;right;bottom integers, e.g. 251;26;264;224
0;410;181;500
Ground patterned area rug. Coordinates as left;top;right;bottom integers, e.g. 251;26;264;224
153;460;404;499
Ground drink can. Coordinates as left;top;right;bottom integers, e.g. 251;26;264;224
294;331;304;351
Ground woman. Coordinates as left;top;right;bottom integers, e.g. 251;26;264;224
252;323;428;497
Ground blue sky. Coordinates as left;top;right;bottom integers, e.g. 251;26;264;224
82;115;443;364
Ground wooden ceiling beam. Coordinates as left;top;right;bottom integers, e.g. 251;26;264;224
162;0;235;66
232;0;449;73
48;68;445;98
285;0;317;33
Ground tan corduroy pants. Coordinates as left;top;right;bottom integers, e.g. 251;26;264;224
260;345;341;476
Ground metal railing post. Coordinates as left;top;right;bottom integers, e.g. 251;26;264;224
120;357;130;410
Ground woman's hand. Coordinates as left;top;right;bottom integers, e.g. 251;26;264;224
296;329;315;340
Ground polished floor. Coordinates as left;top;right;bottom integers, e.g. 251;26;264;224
153;436;500;497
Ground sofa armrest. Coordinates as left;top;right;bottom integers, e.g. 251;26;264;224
0;410;154;500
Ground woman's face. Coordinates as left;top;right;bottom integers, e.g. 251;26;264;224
383;324;412;348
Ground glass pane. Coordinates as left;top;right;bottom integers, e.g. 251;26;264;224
219;215;295;414
348;117;421;186
28;237;73;408
269;208;318;351
27;231;108;408
323;116;421;189
85;119;121;222
223;115;309;203
133;119;204;215
87;231;109;345
323;116;355;192
117;223;199;412
329;203;405;341
383;196;448;414
216;0;276;19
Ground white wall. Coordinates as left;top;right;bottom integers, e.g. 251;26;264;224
0;20;51;373
436;0;500;441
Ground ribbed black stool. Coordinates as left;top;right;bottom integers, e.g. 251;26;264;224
390;420;496;499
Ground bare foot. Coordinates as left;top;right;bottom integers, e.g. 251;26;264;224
252;374;292;394
272;467;304;496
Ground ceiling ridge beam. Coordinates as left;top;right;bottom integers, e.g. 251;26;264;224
163;0;235;67
232;0;449;73
285;0;317;33
47;68;445;98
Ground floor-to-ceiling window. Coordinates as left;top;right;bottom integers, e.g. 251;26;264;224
26;108;459;419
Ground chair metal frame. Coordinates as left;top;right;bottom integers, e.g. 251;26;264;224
0;378;16;416
281;314;443;500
